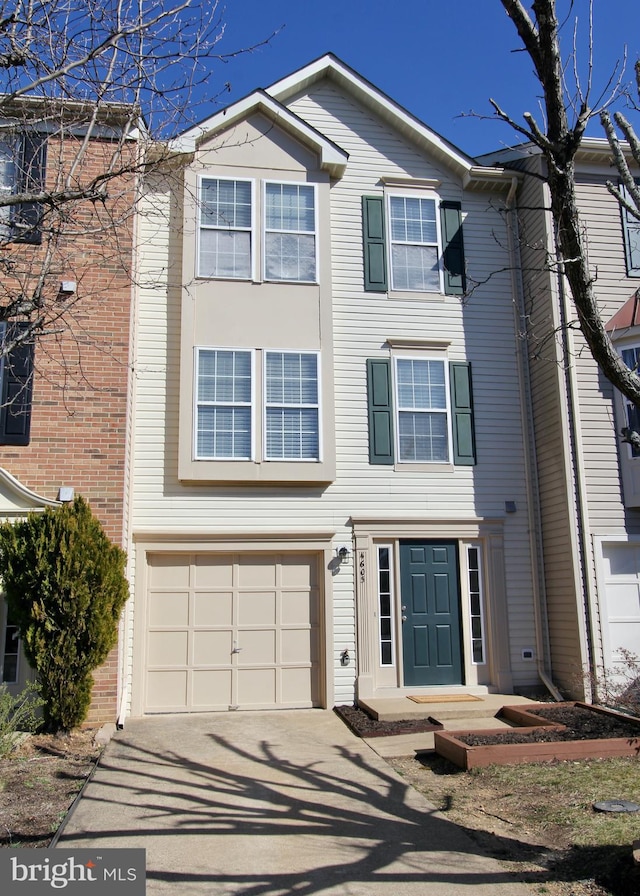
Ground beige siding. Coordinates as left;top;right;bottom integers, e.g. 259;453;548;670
129;78;539;705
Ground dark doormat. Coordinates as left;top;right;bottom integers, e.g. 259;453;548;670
334;704;443;738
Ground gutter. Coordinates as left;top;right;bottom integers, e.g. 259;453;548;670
505;175;563;702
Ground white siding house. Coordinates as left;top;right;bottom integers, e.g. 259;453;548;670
123;55;543;716
482;140;640;697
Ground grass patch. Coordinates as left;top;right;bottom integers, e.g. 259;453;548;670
390;753;640;896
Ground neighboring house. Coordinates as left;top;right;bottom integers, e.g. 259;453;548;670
0;103;136;723
481;139;640;697
124;54;546;718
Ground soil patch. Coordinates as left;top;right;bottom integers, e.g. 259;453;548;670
334;704;442;738
459;705;640;747
0;730;102;848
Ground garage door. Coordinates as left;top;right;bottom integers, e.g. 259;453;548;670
600;542;640;670
144;553;321;712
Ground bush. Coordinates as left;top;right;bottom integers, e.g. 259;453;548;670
0;496;129;731
0;681;43;757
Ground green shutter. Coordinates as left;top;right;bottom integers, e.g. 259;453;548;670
362;196;388;292
440;201;466;296
15;134;46;245
450;361;475;465
621;184;640;277
367;358;394;464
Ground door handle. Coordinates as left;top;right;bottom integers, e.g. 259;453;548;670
401;615;407;622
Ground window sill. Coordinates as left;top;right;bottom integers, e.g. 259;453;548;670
387;289;446;302
179;457;335;485
392;462;455;473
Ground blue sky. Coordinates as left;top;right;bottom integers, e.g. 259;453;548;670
204;0;640;157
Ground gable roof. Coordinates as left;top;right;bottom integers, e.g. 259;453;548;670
606;289;640;334
173;53;515;190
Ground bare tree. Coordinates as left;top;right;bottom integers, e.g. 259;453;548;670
0;1;271;369
494;0;640;442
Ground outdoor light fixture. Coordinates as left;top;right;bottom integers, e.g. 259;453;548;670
337;545;350;561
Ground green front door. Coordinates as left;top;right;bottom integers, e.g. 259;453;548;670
400;541;463;686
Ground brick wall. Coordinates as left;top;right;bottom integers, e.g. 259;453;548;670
0;131;136;724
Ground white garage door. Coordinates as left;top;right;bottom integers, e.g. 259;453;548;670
144;553;321;713
600;542;640;670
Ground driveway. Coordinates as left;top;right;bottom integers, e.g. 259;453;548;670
59;709;531;895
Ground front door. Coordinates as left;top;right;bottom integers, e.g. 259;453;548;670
400;541;463;686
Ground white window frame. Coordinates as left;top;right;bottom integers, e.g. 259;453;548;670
263;350;321;462
466;543;487;665
263;180;318;284
387;191;443;293
376;544;396;668
193;347;255;461
393;355;451;464
620;343;640;458
197;176;255;280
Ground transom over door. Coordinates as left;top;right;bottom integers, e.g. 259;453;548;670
144;552;321;712
400;541;463;686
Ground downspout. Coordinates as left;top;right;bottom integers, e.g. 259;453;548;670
505;175;563;701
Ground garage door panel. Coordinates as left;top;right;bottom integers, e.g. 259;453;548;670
193;630;233;664
281;554;316;588
282;629;316;664
147;671;188;709
601;542;640;672
194;555;233;587
192;670;232;708
238;556;277;587
238;669;277;704
149;555;190;588
193;592;233;625
149;592;189;627
281;667;315;703
239;630;276;664
238;591;276;625
148;631;188;666
282;590;317;625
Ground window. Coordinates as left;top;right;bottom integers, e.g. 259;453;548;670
621;346;640;457
196;349;253;459
198;178;252;278
366;357;475;466
389;195;440;292
1;607;19;684
377;546;395;666
265;182;316;282
621;184;640;278
362;195;465;295
195;348;320;462
467;545;486;664
0;133;46;245
395;357;449;462
265;351;319;460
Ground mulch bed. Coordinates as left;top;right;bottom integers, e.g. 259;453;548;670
334;704;442;738
459;705;640;747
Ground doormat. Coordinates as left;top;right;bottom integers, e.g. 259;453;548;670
407;694;483;704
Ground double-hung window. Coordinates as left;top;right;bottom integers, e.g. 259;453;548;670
265;351;319;460
196;349;253;459
389;195;440;292
0;132;46;245
264;182;316;282
395;357;449;462
195;348;320;462
198;178;253;278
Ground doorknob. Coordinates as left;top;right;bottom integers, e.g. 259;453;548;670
401;615;407;622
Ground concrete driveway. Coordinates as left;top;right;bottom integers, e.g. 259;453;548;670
59;710;532;895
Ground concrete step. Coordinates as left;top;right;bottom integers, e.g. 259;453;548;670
363;714;517;759
359;693;533;723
